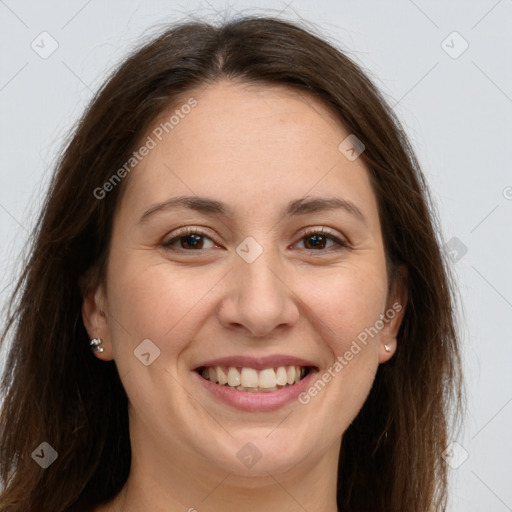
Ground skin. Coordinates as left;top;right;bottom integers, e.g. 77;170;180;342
83;79;407;512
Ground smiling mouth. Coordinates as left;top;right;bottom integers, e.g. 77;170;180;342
196;365;312;393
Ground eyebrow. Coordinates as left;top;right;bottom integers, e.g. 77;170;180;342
138;195;367;225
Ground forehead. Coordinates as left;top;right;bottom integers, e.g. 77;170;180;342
119;79;379;230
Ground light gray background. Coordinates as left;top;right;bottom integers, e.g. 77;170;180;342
0;1;511;510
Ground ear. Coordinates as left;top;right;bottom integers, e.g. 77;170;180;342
379;265;408;363
81;269;114;361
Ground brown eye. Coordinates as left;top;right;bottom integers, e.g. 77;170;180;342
295;229;349;252
303;233;330;250
163;229;216;251
175;233;204;250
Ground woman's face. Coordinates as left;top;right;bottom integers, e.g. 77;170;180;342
84;80;405;481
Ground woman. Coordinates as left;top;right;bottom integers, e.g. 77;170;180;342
0;15;464;512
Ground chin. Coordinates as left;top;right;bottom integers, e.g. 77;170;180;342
198;431;309;479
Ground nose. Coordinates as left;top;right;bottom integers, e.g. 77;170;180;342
217;248;300;338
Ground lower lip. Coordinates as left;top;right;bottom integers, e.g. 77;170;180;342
193;369;317;412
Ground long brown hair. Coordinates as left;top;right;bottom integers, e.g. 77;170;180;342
0;15;464;512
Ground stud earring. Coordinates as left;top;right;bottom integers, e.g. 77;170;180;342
384;344;391;353
90;338;104;353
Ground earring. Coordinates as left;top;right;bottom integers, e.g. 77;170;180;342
90;338;104;353
384;344;391;353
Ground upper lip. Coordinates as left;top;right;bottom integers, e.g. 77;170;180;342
193;355;318;371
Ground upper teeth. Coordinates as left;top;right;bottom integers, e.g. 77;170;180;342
201;365;306;390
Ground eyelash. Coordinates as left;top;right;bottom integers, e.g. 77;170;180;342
162;226;350;254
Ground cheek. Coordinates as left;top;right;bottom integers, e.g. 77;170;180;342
302;262;388;351
106;252;222;363
293;265;388;435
